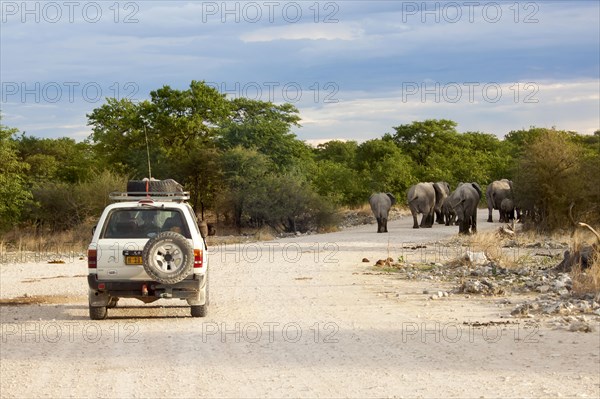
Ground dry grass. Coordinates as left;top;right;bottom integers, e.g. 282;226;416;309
0;222;93;259
570;229;600;295
571;256;600;295
461;230;517;267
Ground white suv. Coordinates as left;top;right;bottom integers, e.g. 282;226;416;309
87;184;210;319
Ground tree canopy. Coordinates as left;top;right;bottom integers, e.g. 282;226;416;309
1;82;598;234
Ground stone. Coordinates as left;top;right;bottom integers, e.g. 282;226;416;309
537;285;551;293
568;321;595;333
465;251;488;265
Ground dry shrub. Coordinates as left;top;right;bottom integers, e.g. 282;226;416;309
464;230;516;267
569;228;600;295
571;251;600;295
513;130;599;231
339;203;372;217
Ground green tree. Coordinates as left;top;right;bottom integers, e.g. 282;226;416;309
15;135;96;183
314;140;358;165
0;119;31;231
312;160;367;206
390;119;459;167
355;139;414;196
218;98;310;171
217;147;276;228
87;81;231;177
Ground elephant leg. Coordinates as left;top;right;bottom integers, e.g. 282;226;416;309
422;212;433;228
411;212;419;229
487;207;493;223
459;218;470;235
471;213;478;234
382;217;388;233
435;210;444;224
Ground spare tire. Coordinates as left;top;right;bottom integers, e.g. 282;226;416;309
142;232;194;284
127;179;183;195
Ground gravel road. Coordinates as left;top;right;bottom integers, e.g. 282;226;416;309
1;210;599;398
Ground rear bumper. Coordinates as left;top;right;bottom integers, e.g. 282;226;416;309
88;273;204;302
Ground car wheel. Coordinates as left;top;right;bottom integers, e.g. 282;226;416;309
191;305;207;317
142;232;194;285
107;297;119;308
89;305;107;320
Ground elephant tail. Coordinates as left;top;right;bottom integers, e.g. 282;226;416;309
407;192;419;204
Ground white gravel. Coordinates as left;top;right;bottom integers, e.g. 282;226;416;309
1;210;599;398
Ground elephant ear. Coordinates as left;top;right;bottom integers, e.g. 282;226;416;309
471;182;483;199
386;192;396;205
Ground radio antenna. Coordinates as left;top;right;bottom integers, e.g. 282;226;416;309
144;125;152;179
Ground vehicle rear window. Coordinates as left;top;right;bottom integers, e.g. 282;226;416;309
101;209;191;239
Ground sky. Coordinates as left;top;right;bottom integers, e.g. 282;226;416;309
1;0;599;144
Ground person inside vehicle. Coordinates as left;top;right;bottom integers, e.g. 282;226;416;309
139;211;160;236
162;215;184;234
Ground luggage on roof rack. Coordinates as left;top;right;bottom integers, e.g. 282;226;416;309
126;178;183;196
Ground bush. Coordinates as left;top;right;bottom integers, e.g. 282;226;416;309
513;130;597;230
26;170;127;231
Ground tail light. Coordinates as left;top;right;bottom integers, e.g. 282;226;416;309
194;249;203;268
88;249;97;268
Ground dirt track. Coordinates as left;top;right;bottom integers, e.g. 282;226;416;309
1;211;599;398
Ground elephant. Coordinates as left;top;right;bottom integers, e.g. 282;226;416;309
450;182;482;234
407;182;445;229
441;193;458;226
486;179;513;223
500;198;515;222
369;192;396;233
433;181;451;224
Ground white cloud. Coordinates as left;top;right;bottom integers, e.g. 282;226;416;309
241;23;364;42
294;79;600;142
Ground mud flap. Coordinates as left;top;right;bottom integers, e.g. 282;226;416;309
89;290;111;307
186;275;207;306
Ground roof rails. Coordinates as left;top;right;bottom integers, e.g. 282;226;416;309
109;191;190;202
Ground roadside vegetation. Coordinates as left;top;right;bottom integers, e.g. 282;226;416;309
1;81;599;252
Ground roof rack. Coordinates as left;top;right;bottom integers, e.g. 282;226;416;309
109;191;190;202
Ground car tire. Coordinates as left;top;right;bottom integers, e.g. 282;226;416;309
89;305;108;320
142;232;194;285
107;297;119;308
127;179;183;195
190;305;207;317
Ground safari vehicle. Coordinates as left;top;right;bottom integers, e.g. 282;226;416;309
87;180;210;320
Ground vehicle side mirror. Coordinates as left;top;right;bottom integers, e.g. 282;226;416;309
208;223;216;236
92;225;96;235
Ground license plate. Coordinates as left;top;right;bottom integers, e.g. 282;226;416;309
125;256;143;265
